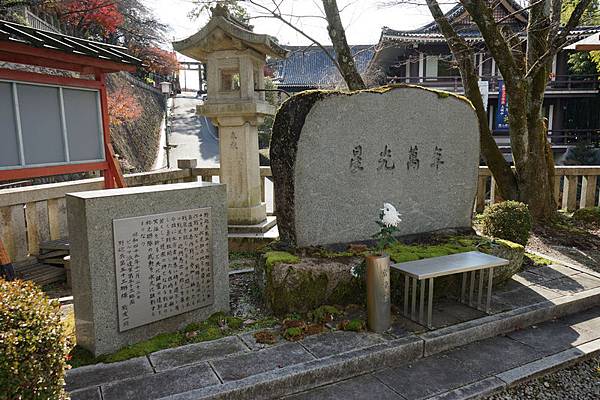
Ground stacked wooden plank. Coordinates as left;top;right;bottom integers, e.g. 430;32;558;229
14;261;65;287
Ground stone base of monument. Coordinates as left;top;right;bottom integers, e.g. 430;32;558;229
228;215;277;234
256;236;525;316
66;182;229;356
228;221;278;252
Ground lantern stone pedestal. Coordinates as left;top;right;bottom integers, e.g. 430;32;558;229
173;5;286;246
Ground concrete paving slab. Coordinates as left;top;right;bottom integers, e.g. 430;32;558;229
283;374;403;399
528;265;581;281
435;300;487;322
165;335;424;400
65;356;154;391
491;284;563;310
510;270;548;286
495;347;585;385
375;354;483;400
445;336;542;375
210;342;315;382
300;331;386;358
149;336;249;372
102;361;219;400
390;315;426;337
559;305;600;330
542;273;600;296
69;386;102;400
427;376;505;400
508;319;593;355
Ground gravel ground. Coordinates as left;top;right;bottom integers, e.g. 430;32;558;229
486;356;600;400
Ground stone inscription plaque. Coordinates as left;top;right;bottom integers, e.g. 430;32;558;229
113;208;213;331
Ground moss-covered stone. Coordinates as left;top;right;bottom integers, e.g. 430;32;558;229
264;251;300;268
256;235;524;316
256;253;364;316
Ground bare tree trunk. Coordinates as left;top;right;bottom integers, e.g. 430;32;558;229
322;0;366;90
456;0;569;221
425;0;518;200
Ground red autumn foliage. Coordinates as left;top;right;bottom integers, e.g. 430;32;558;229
135;47;180;76
108;85;142;126
60;0;124;36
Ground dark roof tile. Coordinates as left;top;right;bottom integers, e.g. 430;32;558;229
270;45;374;88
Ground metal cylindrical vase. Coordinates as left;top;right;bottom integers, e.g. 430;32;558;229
366;253;391;333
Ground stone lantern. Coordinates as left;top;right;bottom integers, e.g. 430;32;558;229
173;5;287;230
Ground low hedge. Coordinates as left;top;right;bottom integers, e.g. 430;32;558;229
480;201;533;245
0;279;70;399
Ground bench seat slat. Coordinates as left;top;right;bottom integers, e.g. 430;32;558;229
390;251;509;280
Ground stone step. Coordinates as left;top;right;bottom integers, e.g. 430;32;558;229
67;283;600;400
287;307;600;400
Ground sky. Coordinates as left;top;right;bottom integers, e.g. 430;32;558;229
143;0;450;51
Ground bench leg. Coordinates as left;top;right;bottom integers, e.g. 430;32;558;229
477;269;485;310
427;278;434;329
411;277;417;320
404;275;409;316
469;271;476;307
486;267;494;313
460;272;467;303
419;279;425;325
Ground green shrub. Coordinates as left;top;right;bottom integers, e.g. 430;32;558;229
481;201;533;245
572;207;600;225
0;279;70;399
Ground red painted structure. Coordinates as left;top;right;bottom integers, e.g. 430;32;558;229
0;24;140;188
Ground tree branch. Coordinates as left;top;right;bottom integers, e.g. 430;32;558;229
425;0;518;199
322;0;366;90
459;0;520;83
526;0;594;79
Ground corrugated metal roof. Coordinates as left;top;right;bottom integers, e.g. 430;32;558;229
0;19;141;66
270;45;375;88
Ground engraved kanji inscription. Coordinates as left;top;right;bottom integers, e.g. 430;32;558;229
377;145;396;171
349;145;365;173
431;146;445;170
113;208;213;331
407;145;420;170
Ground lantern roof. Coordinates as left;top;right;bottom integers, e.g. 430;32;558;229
173;5;287;61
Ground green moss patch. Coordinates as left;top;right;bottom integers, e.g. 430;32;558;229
264;251;300;268
525;252;553;266
68;313;277;368
340;319;365;332
385;241;477;263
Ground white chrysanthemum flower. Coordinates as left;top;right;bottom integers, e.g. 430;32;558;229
381;202;402;227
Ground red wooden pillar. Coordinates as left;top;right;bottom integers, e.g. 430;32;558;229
96;72;126;189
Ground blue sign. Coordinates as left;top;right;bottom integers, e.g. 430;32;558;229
495;80;509;131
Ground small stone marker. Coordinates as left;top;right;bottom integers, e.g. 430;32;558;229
270;85;479;247
67;182;228;356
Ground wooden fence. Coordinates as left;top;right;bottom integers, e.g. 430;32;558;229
2;163;599;265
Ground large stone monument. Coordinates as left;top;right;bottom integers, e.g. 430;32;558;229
173;6;287;233
66;182;228;356
270;86;480;247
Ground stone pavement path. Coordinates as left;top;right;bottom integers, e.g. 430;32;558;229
285;307;600;400
168;92;219;168
66;262;600;400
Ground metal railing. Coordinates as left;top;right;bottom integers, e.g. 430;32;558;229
387;75;600;93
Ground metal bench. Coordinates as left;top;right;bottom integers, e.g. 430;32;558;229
390;251;509;329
